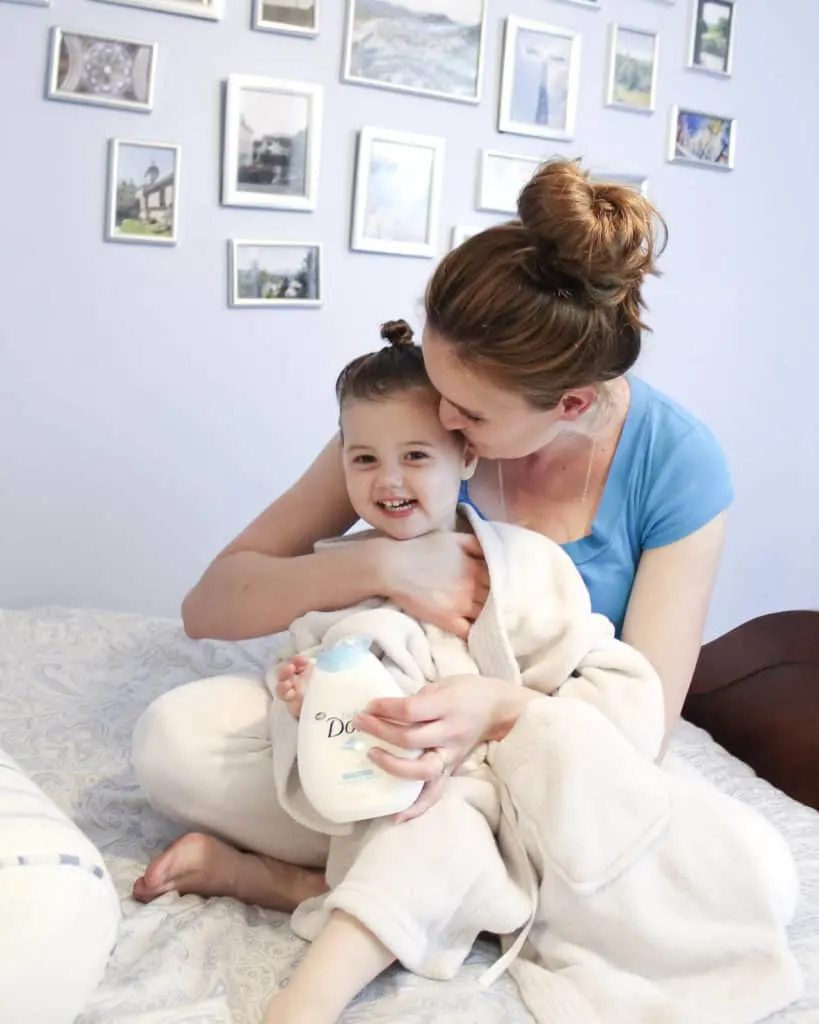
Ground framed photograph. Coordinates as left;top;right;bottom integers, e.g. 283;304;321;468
221;75;322;212
668;106;736;171
477;150;541;214
350;127;445;258
606;24;658;114
688;0;735;77
589;170;649;198
91;0;223;20
46;28;157;113
106;139;180;245
450;224;481;248
229;241;322;308
342;0;487;105
253;0;318;36
498;17;581;142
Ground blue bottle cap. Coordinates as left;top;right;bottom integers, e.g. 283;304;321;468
315;635;373;672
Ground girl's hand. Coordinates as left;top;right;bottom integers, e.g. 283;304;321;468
275;656;313;719
379;533;490;640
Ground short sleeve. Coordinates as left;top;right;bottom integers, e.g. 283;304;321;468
641;424;733;550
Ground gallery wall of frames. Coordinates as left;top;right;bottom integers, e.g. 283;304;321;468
1;0;739;311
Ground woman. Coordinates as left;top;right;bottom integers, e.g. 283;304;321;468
132;158;731;915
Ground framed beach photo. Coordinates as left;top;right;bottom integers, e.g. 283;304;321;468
668;106;736;171
350;127;445;258
221;75;322;212
688;0;735;77
253;0;318;36
229;241;322;308
498;17;581;142
106;139;180;245
589;170;649;198
606;24;658;114
477;150;541;215
91;0;223;20
46;28;157;113
342;0;487;105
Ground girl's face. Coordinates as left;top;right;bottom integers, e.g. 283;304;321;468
340;389;474;540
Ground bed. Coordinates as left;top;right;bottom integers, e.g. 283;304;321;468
1;605;818;1024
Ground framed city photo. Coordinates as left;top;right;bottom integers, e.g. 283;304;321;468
91;0;223;20
350;127;445;258
342;0;487;105
253;0;318;36
688;0;735;77
229;241;322;308
477;149;541;214
106;139;180;245
498;17;581;142
589;170;649;198
606;24;658;114
46;28;157;112
668;106;736;171
221;75;322;211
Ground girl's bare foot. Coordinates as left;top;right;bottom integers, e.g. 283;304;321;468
132;832;326;911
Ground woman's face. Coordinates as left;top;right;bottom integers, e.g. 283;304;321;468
422;329;569;460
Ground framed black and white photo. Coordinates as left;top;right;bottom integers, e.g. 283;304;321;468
229;241;322;308
253;0;318;36
350;127;445;258
498;17;581;142
668;106;736;171
589;170;649;198
106;139;180;245
47;28;157;112
91;0;223;20
342;0;487;105
477;150;541;214
688;0;735;77
221;75;322;211
606;24;658;114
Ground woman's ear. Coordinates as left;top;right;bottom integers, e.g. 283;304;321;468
461;445;478;481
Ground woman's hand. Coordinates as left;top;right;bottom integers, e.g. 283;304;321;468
354;674;521;822
378;533;490;639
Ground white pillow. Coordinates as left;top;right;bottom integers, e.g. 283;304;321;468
0;747;121;1024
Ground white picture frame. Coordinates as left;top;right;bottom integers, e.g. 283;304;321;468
342;0;487;105
350;127;445;259
589;170;650;198
221;75;322;212
477;149;542;215
253;0;318;36
668;105;736;171
605;24;659;114
450;224;482;249
106;139;181;245
688;0;736;77
498;17;581;142
46;28;157;113
553;0;599;7
91;0;223;20
1;0;50;6
229;240;322;308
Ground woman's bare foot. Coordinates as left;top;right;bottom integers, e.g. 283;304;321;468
132;832;326;912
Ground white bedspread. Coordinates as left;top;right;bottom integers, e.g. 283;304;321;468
1;606;818;1024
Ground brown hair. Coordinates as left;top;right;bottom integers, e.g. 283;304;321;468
424;158;667;409
335;319;432;409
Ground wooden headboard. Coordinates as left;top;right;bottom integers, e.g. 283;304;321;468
683;610;819;812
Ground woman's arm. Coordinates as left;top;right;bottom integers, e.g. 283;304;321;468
621;512;727;750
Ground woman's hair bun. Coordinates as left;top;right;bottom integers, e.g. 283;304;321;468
516;158;666;317
380;318;415;348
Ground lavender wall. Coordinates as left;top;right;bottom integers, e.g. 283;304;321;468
1;0;817;637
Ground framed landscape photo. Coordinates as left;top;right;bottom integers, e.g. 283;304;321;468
498;17;581;142
350;127;445;258
688;0;735;77
91;0;223;20
477;149;541;214
221;75;322;211
229;240;322;308
606;24;658;114
668;105;736;171
253;0;318;36
46;28;157;112
342;0;487;105
106;139;180;245
589;170;649;198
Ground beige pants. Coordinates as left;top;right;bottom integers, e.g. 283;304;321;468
132;675;531;980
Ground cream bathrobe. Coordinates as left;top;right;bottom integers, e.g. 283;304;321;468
268;506;803;1024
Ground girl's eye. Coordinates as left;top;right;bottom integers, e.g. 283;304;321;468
405;450;429;461
353;454;376;465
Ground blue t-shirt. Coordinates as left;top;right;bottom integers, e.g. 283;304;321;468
460;375;733;636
